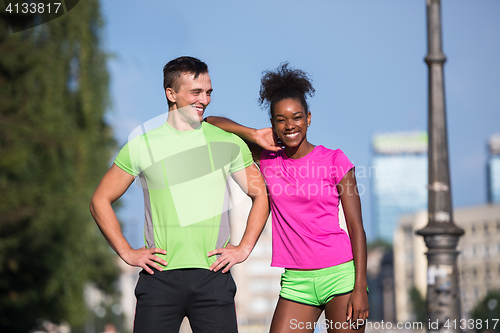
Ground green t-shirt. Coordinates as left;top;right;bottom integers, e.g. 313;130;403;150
114;121;253;270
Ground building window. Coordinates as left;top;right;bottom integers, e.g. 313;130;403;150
405;227;413;240
471;225;476;234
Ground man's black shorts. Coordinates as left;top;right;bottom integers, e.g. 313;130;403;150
133;268;237;333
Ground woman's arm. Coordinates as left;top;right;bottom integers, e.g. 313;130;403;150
337;169;369;323
205;116;281;163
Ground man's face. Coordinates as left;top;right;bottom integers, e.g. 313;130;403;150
169;72;212;124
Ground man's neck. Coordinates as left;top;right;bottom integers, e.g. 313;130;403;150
166;109;202;131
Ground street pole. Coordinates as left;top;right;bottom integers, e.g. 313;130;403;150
416;0;464;332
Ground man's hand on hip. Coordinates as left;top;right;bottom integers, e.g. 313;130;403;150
121;247;168;274
207;244;251;273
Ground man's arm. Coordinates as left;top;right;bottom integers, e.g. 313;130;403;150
205;116;281;163
90;164;168;274
207;163;269;273
338;169;369;322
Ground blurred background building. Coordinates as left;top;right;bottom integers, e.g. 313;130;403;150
116;261;141;331
394;204;500;322
368;132;427;322
488;134;500;204
371;132;428;243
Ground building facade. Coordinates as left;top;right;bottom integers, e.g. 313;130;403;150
394;204;500;322
371;132;428;243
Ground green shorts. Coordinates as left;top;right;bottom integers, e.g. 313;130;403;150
279;260;356;307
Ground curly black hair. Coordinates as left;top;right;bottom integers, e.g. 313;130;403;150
259;63;315;117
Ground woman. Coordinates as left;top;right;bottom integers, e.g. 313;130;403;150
207;63;369;332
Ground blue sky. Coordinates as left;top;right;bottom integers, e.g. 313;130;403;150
99;0;500;245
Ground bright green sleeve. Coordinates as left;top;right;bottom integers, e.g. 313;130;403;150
229;134;253;174
114;136;148;177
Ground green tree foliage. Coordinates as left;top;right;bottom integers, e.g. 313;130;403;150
471;290;500;333
409;285;426;323
367;238;392;252
0;1;118;331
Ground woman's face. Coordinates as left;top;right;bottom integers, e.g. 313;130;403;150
271;98;311;149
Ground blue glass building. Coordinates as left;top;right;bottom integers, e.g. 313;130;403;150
371;132;428;243
488;134;500;204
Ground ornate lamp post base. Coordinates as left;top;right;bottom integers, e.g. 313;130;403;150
417;228;464;332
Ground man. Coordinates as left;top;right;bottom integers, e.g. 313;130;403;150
90;56;269;333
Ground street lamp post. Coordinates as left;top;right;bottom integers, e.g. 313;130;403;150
416;0;464;332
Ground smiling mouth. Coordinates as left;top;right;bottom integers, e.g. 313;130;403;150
192;105;204;113
284;132;299;139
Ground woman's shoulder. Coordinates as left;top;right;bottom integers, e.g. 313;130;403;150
314;146;353;167
314;145;348;158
